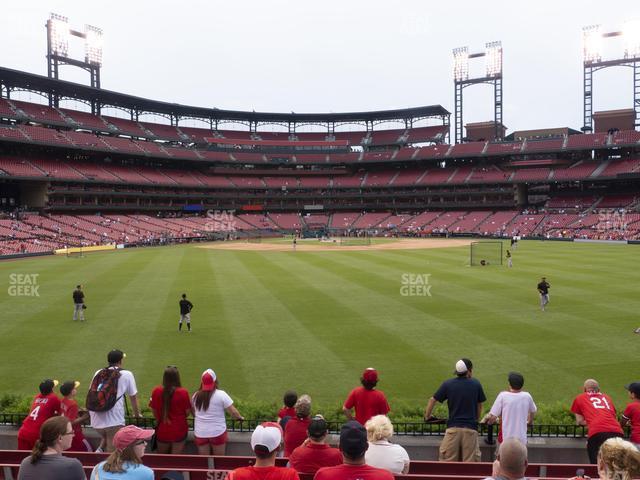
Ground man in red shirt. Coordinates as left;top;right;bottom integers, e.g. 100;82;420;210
60;380;92;452
278;390;298;426
17;379;61;450
343;368;390;426
228;422;300;480
621;382;640;448
289;415;342;474
570;378;623;463
314;421;394;480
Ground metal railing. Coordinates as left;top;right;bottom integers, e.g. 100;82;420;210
0;412;594;438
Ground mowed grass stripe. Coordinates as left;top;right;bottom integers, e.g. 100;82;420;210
207;251;352;402
234;251;435;404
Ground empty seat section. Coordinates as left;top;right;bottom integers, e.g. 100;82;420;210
0;157;44;177
101;116;148;137
330;212;361;228
363;171;396;187
392;168;425;186
10;99;67;124
524;138;564;152
449;142;486;157
60;108;112;131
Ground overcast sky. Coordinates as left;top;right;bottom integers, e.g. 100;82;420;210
2;1;640;134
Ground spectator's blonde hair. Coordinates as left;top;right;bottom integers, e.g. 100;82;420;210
365;415;394;442
598;437;640;480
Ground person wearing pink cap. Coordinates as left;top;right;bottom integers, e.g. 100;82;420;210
90;425;154;479
343;368;390;426
228;422;300;480
192;368;244;455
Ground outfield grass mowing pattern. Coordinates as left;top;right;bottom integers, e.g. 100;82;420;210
1;240;639;416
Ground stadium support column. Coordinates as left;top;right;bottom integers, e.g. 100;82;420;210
515;184;527;207
583;65;593;132
454;82;463;144
635;61;640;129
494;76;503;141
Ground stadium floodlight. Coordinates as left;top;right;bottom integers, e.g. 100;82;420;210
623;20;640;59
485;41;502;77
453;46;469;81
49;13;69;57
583;24;603;63
84;25;103;66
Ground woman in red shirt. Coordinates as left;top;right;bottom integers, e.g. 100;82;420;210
149;366;193;454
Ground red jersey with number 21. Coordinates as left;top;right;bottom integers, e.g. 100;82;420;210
570;392;623;438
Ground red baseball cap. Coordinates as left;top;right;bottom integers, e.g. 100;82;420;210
362;368;378;383
201;369;217;391
113;425;154;451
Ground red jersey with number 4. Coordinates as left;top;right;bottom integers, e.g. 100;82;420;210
18;393;61;440
571;392;623;438
343;387;390;426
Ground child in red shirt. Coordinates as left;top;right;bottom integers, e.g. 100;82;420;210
60;380;91;451
622;382;640;447
278;390;297;427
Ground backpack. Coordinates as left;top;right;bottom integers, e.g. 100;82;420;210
86;367;121;412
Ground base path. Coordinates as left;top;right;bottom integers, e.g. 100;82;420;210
198;238;473;252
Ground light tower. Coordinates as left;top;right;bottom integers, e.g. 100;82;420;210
46;13;103;111
582;21;640;132
453;41;503;144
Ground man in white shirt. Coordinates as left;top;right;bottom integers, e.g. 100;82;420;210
88;349;141;452
483;372;536;445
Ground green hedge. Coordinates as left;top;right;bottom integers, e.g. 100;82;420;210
0;393;577;425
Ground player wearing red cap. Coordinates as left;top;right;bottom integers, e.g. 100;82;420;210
17;379;61;451
343;368;390;426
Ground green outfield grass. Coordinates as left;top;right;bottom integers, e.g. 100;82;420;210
1;240;639;415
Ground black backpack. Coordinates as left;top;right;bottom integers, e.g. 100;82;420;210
86;367;121;412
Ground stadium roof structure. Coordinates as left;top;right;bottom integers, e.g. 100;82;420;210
0;66;449;128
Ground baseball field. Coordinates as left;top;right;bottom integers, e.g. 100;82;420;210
1;238;639;415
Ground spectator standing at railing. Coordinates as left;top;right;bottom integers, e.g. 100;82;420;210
88;349;142;453
149;366;192;454
192;368;244;455
424;358;486;462
483;372;536;445
17;379;61;451
343;368;390;426
571;379;623;464
622;382;640;449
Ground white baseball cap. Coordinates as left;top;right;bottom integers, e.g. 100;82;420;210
251;422;282;454
455;359;469;374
